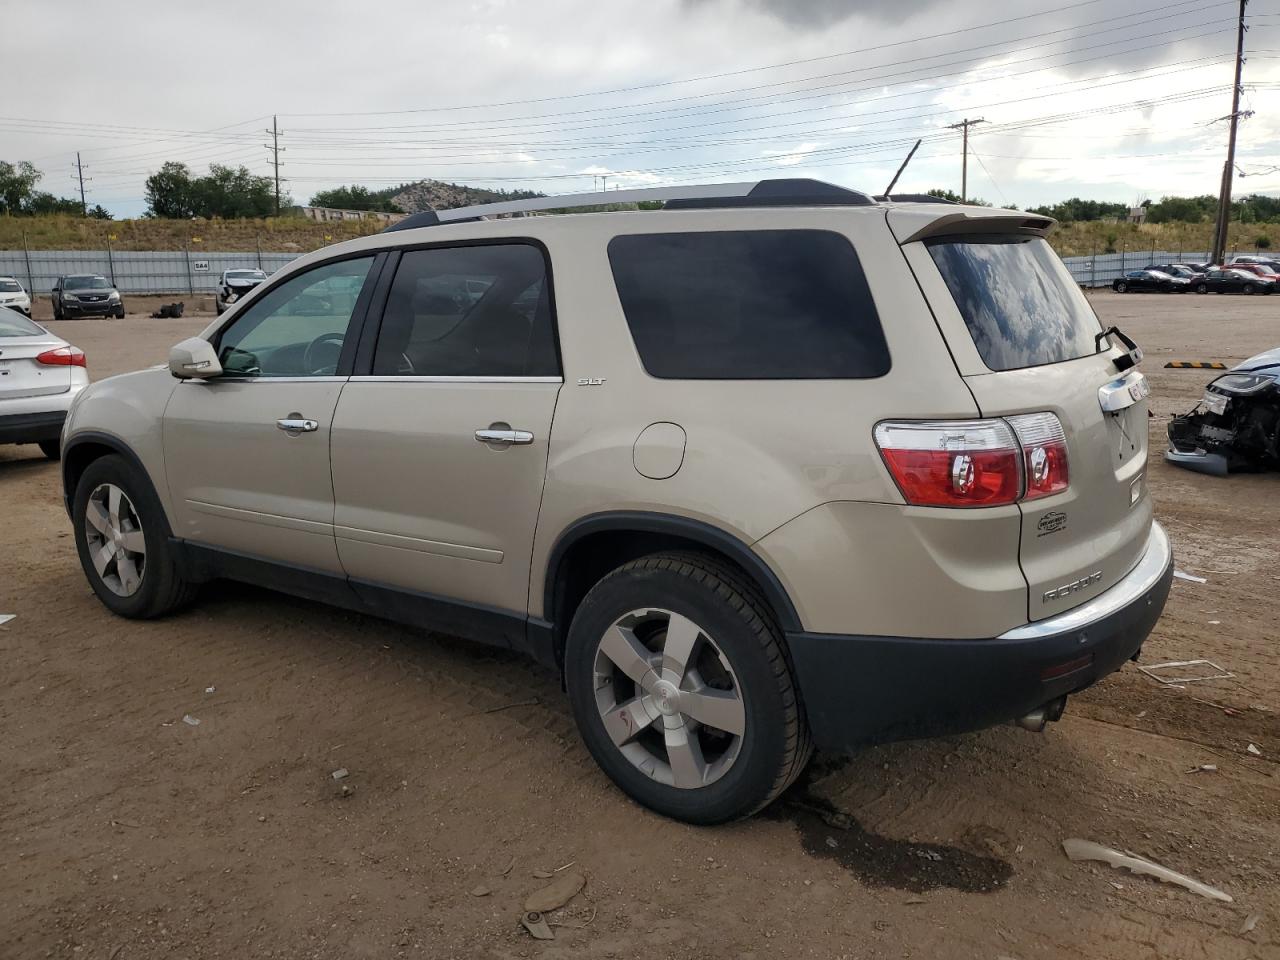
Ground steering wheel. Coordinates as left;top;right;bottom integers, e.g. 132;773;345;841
302;332;346;375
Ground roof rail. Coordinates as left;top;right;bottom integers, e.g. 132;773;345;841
382;178;875;232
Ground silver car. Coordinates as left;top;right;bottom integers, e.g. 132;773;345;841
0;306;88;460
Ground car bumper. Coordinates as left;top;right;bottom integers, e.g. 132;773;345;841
0;409;68;443
785;522;1174;751
61;301;119;316
1;303;31;315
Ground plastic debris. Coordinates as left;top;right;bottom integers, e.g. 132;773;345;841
1138;659;1233;686
204;686;216;694
181;714;200;726
1062;839;1233;902
520;911;554;940
524;870;585;913
1186;764;1218;773
531;869;553;879
1240;914;1259;935
1247;743;1262;756
0;614;15;627
1173;570;1207;584
331;768;349;780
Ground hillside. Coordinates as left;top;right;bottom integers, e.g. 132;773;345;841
2;210;1274;257
390;180;543;214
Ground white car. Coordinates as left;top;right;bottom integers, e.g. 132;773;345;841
216;268;268;314
0;277;32;316
0;306;88;460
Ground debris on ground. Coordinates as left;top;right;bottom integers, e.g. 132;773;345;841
331;768;349;780
531;869;554;879
1186;764;1218;774
1137;659;1234;686
0;614;16;627
1167;347;1280;475
520;911;554;940
1173;570;1208;584
1247;743;1262;756
181;714;200;727
524;870;586;913
204;686;215;694
470;884;491;897
1062;839;1233;902
150;302;185;319
500;857;515;876
1240;914;1260;935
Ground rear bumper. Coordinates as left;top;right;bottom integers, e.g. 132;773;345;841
785;522;1174;751
0;409;67;443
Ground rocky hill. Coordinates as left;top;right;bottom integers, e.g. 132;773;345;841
391;180;543;214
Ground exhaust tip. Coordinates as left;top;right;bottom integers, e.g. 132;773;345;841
1014;697;1067;733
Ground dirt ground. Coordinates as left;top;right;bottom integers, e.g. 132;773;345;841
2;293;1277;960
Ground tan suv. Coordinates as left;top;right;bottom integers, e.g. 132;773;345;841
60;180;1173;823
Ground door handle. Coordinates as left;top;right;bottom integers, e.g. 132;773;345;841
475;428;534;445
277;417;319;433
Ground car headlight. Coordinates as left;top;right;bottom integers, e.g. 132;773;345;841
63;293;78;301
108;291;121;301
1210;373;1274;396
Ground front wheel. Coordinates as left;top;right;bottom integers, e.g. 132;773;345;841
53;301;63;320
1114;280;1128;293
1196;283;1209;294
73;454;197;619
1244;283;1257;296
564;553;811;824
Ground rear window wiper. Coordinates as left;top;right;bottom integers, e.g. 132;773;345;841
1096;326;1143;372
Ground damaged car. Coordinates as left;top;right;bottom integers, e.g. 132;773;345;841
1167;347;1280;475
215;268;268;315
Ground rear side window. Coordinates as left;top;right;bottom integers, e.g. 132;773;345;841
927;236;1103;371
608;230;889;379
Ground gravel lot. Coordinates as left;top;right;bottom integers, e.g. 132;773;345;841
2;292;1277;959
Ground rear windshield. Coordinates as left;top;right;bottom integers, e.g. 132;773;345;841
608;229;889;380
0;308;43;337
927;236;1103;371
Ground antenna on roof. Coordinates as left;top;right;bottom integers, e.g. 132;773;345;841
882;140;922;197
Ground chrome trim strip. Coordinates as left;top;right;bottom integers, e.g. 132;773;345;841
205;376;349;384
346;375;563;384
187;500;333;536
998;521;1171;640
334;525;503;564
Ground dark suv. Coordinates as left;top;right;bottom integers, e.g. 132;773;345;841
52;275;125;320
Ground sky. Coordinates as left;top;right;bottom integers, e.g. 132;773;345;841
5;0;1280;218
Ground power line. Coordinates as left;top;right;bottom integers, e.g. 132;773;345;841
265;116;284;215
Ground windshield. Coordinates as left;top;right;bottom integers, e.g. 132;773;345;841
0;279;22;293
0;307;43;337
926;235;1104;371
67;276;111;289
227;270;266;280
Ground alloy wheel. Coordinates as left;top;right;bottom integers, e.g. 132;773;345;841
84;483;147;597
593;608;746;789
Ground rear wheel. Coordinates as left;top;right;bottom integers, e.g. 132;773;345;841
1196;282;1209;294
564;552;811;824
1244;283;1257;295
1114;280;1128;293
73;454;197;619
37;439;61;461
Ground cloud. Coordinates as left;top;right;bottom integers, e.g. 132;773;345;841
684;0;928;29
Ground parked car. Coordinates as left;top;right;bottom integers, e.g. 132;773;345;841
1113;269;1189;293
1228;255;1280;271
1144;264;1204;281
216;268;269;315
1193;268;1274;295
1228;263;1280;283
0;306;88;459
59;180;1172;823
52;275;125;319
0;276;33;316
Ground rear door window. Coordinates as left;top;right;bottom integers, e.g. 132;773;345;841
608;230;889;379
926;236;1103;371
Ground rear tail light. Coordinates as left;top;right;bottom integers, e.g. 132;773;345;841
36;346;86;367
1008;412;1069;501
874;413;1069;508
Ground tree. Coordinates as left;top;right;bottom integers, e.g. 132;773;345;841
309;184;404;213
1027;197;1128;223
1145;195;1216;224
0;161;43;214
87;204;113;220
927;187;991;206
145;162;283;219
25;192;83;215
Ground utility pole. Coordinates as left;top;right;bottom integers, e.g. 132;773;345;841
264;116;283;215
74;152;88;215
1211;0;1249;265
946;118;985;203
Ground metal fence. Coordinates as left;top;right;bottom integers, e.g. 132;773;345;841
0;249;300;296
0;245;1270;296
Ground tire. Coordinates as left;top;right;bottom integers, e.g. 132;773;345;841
1114;280;1128;293
1244;283;1256;295
114;307;126;319
38;439;61;461
1196;283;1209;294
564;552;812;824
72;454;197;619
53;301;63;320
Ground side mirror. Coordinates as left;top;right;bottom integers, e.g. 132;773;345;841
169;337;223;380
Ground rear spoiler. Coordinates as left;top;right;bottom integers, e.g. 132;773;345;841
887;207;1056;245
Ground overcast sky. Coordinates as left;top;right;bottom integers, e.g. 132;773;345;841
5;0;1279;217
